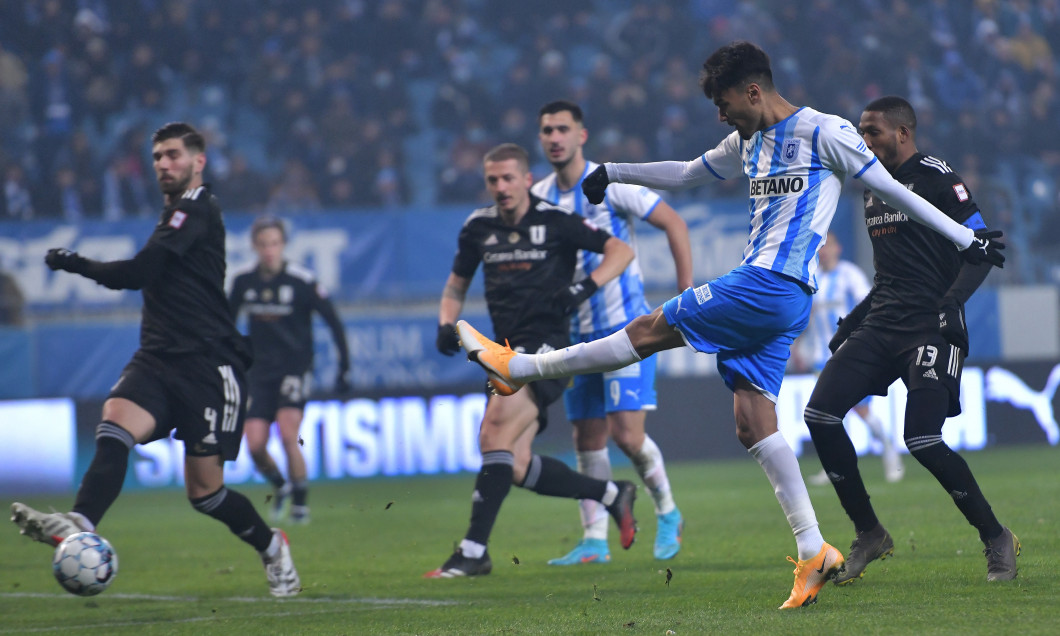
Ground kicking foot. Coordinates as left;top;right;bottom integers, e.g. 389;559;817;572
11;503;88;547
456;320;524;396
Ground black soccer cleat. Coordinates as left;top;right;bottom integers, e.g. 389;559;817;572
605;480;638;550
423;548;493;578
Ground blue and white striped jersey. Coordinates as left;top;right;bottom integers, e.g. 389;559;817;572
701;107;877;290
531;161;660;335
804;260;871;370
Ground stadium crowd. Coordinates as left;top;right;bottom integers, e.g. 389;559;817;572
0;0;1057;282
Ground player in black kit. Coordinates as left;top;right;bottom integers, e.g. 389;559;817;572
803;96;1017;585
425;143;638;578
229;215;351;524
10;122;301;597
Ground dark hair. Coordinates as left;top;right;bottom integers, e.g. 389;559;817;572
863;95;917;131
483;143;530;172
538;100;584;124
699;41;774;99
151;122;206;153
250;215;287;243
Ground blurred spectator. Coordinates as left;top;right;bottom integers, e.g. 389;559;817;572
1;165;35;220
266;158;320;214
218;154;269;213
933;50;985;113
0;268;24;326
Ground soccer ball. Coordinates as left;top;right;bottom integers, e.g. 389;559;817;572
52;532;118;596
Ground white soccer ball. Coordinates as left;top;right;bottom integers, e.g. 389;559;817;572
52;532;118;596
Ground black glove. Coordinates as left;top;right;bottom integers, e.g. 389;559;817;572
960;229;1005;268
581;165;610;205
938;300;968;354
828;315;856;354
45;248;88;273
552;278;598;316
436;323;461;356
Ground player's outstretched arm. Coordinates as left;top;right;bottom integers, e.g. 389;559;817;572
45;243;168;290
605;159;714;192
858;162;1004;267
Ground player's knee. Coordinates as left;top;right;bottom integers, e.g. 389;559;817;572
610;425;643;455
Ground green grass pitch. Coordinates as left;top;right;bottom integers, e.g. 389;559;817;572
2;445;1057;635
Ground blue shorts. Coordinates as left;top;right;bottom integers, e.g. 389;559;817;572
662;265;811;401
564;326;658;420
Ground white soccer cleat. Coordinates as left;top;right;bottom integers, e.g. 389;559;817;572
261;528;301;597
11;503;89;547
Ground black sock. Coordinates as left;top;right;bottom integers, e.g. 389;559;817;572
260;466;286;490
908;443;1003;543
904;389;1003;543
292;480;308;507
464;450;514;547
72;422;135;527
805;407;880;533
190;487;274;552
519;455;608;502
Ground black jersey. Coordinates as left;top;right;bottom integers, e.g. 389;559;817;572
861;153;982;332
228;261;349;375
140;185;245;357
451;196;611;343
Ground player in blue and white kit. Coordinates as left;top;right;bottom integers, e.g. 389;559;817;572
531;101;693;565
456;41;1003;609
796;233;902;485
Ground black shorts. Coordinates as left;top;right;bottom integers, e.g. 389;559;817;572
246;370;311;421
109;349;248;460
498;333;570;435
825;327;964;417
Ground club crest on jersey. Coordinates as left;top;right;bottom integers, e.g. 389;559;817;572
279;285;293;304
168;210;187;228
781;139;801;164
508;231;520;244
529;225;546;245
953;183;969;202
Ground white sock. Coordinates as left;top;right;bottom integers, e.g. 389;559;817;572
748;432;824;560
629;435;675;515
508;329;641;381
576;449;612;540
68;511;95;532
600;481;620;507
262;529;281;558
459;539;487;559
